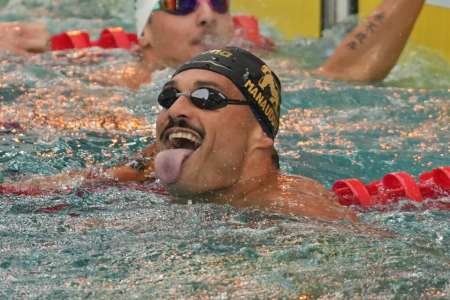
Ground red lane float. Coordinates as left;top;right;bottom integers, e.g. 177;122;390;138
0;183;44;196
90;27;137;49
51;27;138;51
233;15;275;51
51;30;91;51
332;166;450;208
50;16;274;52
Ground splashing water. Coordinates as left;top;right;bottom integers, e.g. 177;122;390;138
1;1;450;298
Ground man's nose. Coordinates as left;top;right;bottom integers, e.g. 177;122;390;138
195;1;217;28
167;95;196;119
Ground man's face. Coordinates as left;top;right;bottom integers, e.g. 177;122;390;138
155;69;259;195
143;2;233;67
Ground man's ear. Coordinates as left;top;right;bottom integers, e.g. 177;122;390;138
139;24;152;48
248;125;274;152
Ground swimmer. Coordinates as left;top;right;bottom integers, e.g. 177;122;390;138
1;47;357;222
0;0;425;87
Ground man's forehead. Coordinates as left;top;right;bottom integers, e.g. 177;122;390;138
168;69;238;91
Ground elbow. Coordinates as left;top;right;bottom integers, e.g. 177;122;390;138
315;46;402;83
314;59;395;83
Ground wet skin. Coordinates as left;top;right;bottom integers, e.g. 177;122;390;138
141;1;234;68
151;69;357;222
155;69;259;195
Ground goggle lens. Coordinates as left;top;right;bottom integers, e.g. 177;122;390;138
158;87;247;110
159;0;229;15
210;0;229;14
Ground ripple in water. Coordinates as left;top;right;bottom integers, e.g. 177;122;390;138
0;2;449;298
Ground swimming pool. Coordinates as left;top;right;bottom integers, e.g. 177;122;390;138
1;1;450;298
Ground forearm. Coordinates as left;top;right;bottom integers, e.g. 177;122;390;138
0;22;50;55
0;144;157;195
99;143;157;182
0;163;155;196
108;159;154;182
0;167;113;195
314;0;425;82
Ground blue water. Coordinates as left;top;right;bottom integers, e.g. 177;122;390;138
1;1;450;299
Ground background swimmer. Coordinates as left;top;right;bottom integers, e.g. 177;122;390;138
0;0;426;88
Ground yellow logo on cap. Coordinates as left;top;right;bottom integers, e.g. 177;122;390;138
258;65;280;112
243;64;280;132
208;49;233;58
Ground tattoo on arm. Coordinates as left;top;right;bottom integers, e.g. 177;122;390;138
346;13;385;50
365;21;377;33
355;32;367;44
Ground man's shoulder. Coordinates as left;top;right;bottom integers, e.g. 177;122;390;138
278;174;329;195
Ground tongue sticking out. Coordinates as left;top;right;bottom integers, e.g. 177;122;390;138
155;149;194;184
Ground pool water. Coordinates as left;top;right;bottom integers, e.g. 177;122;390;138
1;1;450;299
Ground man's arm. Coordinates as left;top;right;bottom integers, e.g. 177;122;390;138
0;144;156;195
0;22;50;55
313;0;425;82
107;143;156;182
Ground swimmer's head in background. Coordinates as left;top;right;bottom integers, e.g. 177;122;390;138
172;47;282;139
135;0;158;37
135;0;231;37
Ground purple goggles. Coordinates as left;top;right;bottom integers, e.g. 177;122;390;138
158;0;229;15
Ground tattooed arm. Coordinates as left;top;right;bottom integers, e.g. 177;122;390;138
313;0;425;82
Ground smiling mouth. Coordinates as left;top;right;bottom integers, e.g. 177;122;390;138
164;129;203;151
156;128;204;185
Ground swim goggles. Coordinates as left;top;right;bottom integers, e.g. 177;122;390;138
156;0;229;16
158;87;248;110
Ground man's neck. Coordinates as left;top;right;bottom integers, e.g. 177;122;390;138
199;168;280;208
140;47;164;74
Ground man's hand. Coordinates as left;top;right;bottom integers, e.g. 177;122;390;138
0;22;50;55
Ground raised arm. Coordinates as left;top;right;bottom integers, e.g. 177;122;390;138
313;0;425;82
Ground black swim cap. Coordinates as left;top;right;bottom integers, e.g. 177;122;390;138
172;47;282;139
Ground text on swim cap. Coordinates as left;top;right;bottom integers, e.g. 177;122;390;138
244;79;279;131
208;49;233;58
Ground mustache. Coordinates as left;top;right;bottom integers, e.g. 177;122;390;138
159;116;205;141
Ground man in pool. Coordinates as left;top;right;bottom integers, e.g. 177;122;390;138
1;0;425;87
1;47;357;222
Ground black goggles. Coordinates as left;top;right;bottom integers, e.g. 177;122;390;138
158;0;229;15
158;87;248;110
